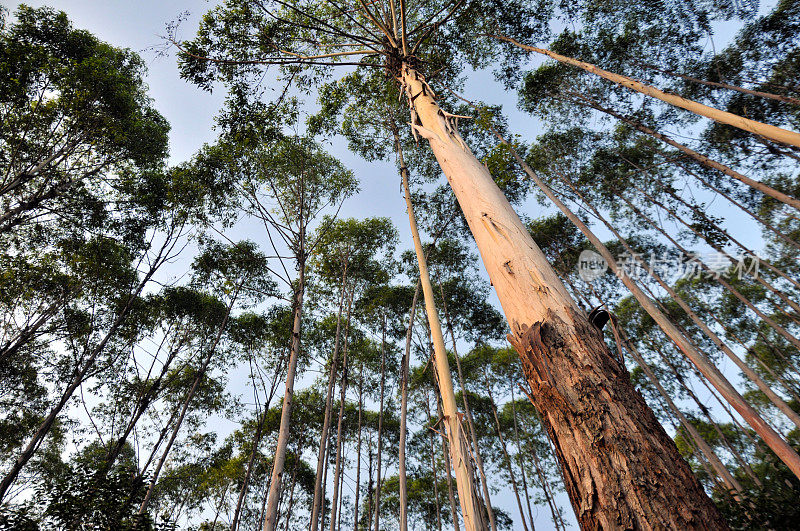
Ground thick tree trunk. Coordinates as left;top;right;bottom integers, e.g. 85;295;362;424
399;64;727;528
495;35;800;150
263;267;305;531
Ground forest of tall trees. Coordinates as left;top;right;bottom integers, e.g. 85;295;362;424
1;0;799;529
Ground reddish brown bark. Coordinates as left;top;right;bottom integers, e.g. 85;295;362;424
509;309;728;530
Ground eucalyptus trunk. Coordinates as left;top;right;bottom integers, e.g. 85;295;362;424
484;371;530;531
373;313;387;531
607;188;800;431
398;282;419;531
623;334;744;495
397;118;483;530
506;133;800;480
399;64;726;527
328;290;354;531
311;265;349;531
439;282;497;531
263;267;305;531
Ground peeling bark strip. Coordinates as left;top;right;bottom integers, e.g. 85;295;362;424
397;63;726;529
509;309;726;530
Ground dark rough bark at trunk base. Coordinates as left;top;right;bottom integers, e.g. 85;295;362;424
507;309;727;530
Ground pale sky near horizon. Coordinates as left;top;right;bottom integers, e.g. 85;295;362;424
2;0;780;529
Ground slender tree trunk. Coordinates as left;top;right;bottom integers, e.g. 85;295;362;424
633;60;800;106
484;370;530;531
438;282;497;531
436;389;460;531
622;332;744;495
329;290;354;531
678;162;800;253
282;457;300;531
570;93;800;210
232;368;282;531
494;35;800;149
353;365;363;531
510;383;536;531
529;439;564;531
395;120;484;530
336;455;345;531
0;267;159;501
137;349;218;515
398;282;419;531
494;130;800;482
373;313;387;531
660;351;762;486
312;265;349;531
398;65;726;527
426;391;444;531
210;481;231;530
263;266;306;531
608;187;800;430
367;434;374;531
136;286;239;517
642;180;800;311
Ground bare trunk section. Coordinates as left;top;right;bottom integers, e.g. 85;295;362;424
622;332;744;495
436;389;460;531
354;366;363;531
398;282;419;531
495;35;800;150
311;265;349;531
606;187;800;431
529;438;565;531
263;267;305;531
373;314;387;531
396;118;484;530
328;289;354;531
510;383;537;531
633;61;800;106
439;282;498;531
398;65;727;528
232;361;283;531
484;370;530;531
426;391;444;531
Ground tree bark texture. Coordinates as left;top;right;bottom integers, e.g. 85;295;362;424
399;64;728;529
